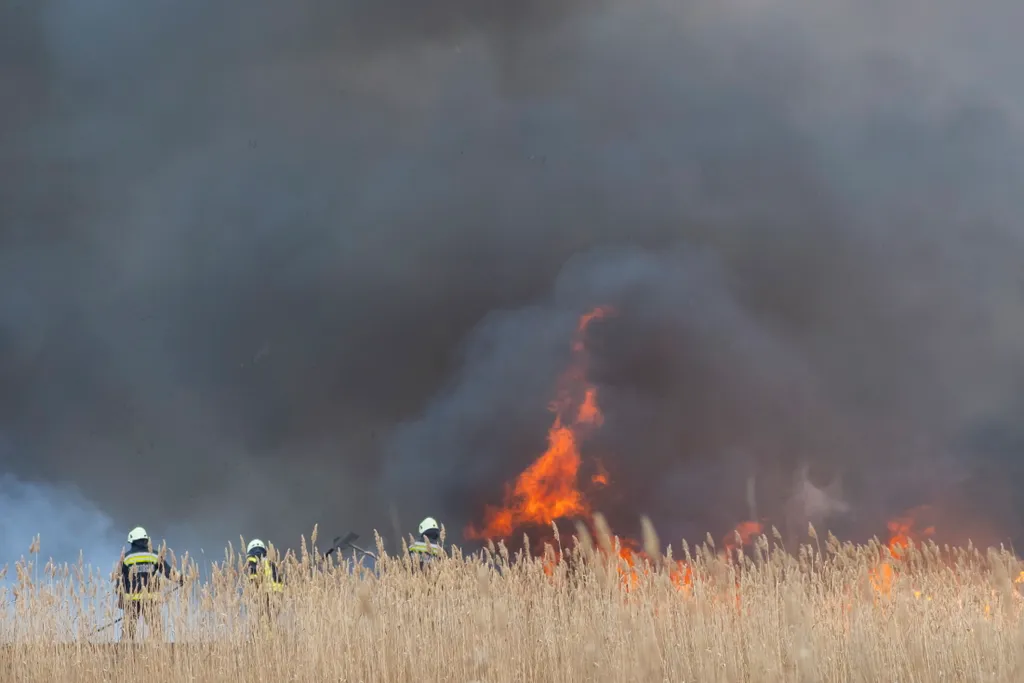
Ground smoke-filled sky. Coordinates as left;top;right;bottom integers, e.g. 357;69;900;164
2;0;1024;564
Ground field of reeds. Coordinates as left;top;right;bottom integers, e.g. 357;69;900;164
2;518;1024;683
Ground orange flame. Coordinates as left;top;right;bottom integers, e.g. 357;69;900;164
886;505;935;559
869;562;895;594
577;387;603;426
870;506;937;597
466;306;613;540
722;521;764;553
670;562;694;590
609;539;693;593
467;304;760;598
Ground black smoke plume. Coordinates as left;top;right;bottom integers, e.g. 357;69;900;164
2;0;1023;561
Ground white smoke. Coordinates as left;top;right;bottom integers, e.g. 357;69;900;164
0;473;121;571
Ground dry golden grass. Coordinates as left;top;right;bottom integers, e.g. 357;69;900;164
3;522;1024;682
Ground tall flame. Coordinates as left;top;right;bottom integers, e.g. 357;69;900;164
466;307;612;540
466;303;764;582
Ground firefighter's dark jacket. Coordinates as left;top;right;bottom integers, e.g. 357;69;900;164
116;541;174;600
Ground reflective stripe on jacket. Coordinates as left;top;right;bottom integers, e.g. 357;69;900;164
408;541;443;555
119;550;171;599
408;541;444;564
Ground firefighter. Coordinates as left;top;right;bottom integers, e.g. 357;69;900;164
408;517;445;568
112;526;180;641
245;539;283;626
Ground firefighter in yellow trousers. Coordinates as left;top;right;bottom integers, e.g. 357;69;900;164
112;526;181;641
245;539;284;626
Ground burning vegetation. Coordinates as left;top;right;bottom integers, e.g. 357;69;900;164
465;305;767;590
464;304;1021;605
465;306;612;542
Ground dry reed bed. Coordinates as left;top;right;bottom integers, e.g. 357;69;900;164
2;524;1024;682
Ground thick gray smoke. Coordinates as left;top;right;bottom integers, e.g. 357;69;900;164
2;0;1024;562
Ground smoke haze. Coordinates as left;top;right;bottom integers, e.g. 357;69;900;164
2;0;1023;562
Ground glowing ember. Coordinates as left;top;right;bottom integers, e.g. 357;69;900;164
466;307;613;540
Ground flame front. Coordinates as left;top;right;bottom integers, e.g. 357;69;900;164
462;305;1021;613
466;307;612;540
871;505;937;596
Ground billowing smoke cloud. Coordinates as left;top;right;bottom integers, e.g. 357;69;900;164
2;0;1024;561
0;473;120;571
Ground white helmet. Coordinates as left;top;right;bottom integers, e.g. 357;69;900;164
247;539;267;554
127;527;149;545
418;517;440;536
